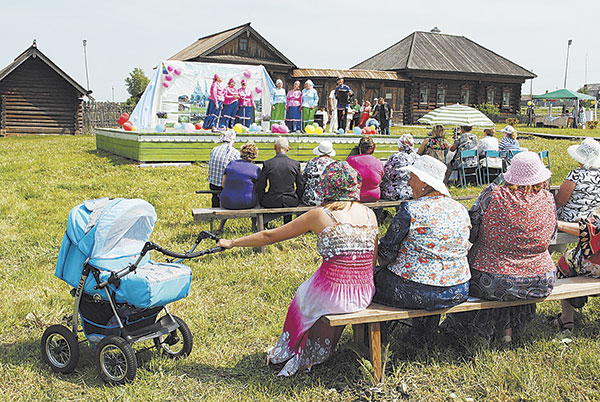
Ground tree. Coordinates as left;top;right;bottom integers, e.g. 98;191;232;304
124;68;149;106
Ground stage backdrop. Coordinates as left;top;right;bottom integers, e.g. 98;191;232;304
130;61;275;130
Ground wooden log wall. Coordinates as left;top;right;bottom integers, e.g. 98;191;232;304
0;57;82;136
82;102;134;134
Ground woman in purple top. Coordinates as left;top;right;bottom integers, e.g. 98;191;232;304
346;136;384;202
220;143;262;210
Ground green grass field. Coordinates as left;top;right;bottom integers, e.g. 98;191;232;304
1;134;600;401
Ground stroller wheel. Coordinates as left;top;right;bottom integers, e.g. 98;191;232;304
154;315;193;358
41;324;80;374
95;336;137;385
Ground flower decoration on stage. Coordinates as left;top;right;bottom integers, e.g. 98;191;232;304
156;112;168;119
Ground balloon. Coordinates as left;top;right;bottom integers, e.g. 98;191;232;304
306;125;315;134
234;123;243;134
527;101;532;106
174;122;182;130
155;124;165;132
184;123;195;132
165;74;173;81
162;82;170;88
131;126;137;131
117;113;129;125
241;126;248;133
338;128;344;135
362;128;368;134
369;125;376;131
167;65;173;72
315;127;323;134
271;124;280;133
255;87;262;94
195;123;202;130
369;128;376;134
353;127;362;135
243;70;252;78
123;121;133;131
173;67;183;76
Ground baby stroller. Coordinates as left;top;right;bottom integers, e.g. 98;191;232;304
41;198;221;384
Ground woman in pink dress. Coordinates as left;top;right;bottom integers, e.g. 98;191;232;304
285;81;302;132
236;79;255;127
220;78;240;129
346;136;385;202
217;161;378;376
203;74;225;130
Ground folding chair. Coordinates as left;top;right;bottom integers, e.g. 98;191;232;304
507;149;523;161
538;150;551;185
459;149;480;188
481;150;504;185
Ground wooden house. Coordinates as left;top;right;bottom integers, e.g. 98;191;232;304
352;31;536;124
0;40;91;136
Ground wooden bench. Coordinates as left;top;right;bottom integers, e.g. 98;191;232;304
321;231;581;383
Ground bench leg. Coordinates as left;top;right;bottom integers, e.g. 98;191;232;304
209;219;214;233
352;323;382;383
368;322;382;383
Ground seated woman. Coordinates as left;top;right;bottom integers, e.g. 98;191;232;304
498;125;520;158
446;152;556;342
554;206;600;329
417;125;449;164
555;138;600;223
301;140;336;206
375;156;471;315
346;136;384;202
447;125;478;182
380;134;417;201
217;161;378;376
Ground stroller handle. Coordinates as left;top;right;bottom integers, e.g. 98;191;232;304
150;243;224;259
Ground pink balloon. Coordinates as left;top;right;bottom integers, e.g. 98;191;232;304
255;87;262;94
173;67;182;76
162;82;170;88
243;70;252;78
271;124;281;133
165;74;173;81
167;65;173;72
280;124;289;133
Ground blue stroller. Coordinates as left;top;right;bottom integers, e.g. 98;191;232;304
41;198;221;384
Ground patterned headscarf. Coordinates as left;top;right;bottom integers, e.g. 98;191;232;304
398;133;415;153
228;78;236;86
318;161;362;203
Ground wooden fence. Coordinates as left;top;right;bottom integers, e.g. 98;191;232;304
82;101;133;134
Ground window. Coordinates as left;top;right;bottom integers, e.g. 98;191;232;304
502;90;511;109
239;38;248;53
487;88;495;104
436;87;446;105
460;88;470;105
419;87;429;105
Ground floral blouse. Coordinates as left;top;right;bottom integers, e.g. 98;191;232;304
557;167;600;222
380;150;417;201
301;156;335;206
561;206;600;278
378;195;471;287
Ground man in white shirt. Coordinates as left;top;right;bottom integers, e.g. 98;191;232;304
477;128;499;156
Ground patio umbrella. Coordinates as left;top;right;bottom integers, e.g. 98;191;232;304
417;104;494;127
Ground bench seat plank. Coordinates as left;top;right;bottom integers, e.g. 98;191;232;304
323;276;600;327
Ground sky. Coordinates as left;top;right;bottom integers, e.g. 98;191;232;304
1;0;597;102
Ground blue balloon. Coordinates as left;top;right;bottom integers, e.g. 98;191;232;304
174;123;182;130
353;126;362;135
338;128;344;135
155;124;165;133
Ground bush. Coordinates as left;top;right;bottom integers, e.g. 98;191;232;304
505;118;519;126
586;121;598;130
475;102;499;118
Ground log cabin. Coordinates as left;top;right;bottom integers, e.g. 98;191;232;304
0;40;91;136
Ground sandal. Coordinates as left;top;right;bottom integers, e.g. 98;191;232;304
550;315;574;330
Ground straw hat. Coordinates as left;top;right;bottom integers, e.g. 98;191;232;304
313;140;336;157
567;138;600;168
401;155;449;197
503;151;551;186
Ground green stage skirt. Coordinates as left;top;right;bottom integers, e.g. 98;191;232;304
302;107;316;130
271;103;285;127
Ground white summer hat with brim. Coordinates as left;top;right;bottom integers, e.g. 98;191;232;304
500;125;516;135
313;140;336;157
401;155;450;197
567;138;600;168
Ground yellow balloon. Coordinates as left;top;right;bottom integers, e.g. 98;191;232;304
369;125;376;130
315;127;323;134
527;101;532;106
234;125;243;134
132;126;137;131
313;123;320;129
306;125;315;134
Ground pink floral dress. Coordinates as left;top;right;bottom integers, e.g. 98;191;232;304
267;208;378;376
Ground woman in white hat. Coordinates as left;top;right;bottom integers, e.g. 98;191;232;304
380;133;417;200
445;151;555;342
301;140;336;206
555;138;600;222
375;155;471;334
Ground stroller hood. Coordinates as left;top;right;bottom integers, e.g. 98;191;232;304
56;198;157;288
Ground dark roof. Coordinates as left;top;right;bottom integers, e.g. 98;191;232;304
292;68;409;81
0;40;92;98
169;23;296;68
352;31;536;79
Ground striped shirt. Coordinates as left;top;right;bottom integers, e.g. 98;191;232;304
208;143;240;187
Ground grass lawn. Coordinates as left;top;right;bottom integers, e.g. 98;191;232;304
2;135;600;401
